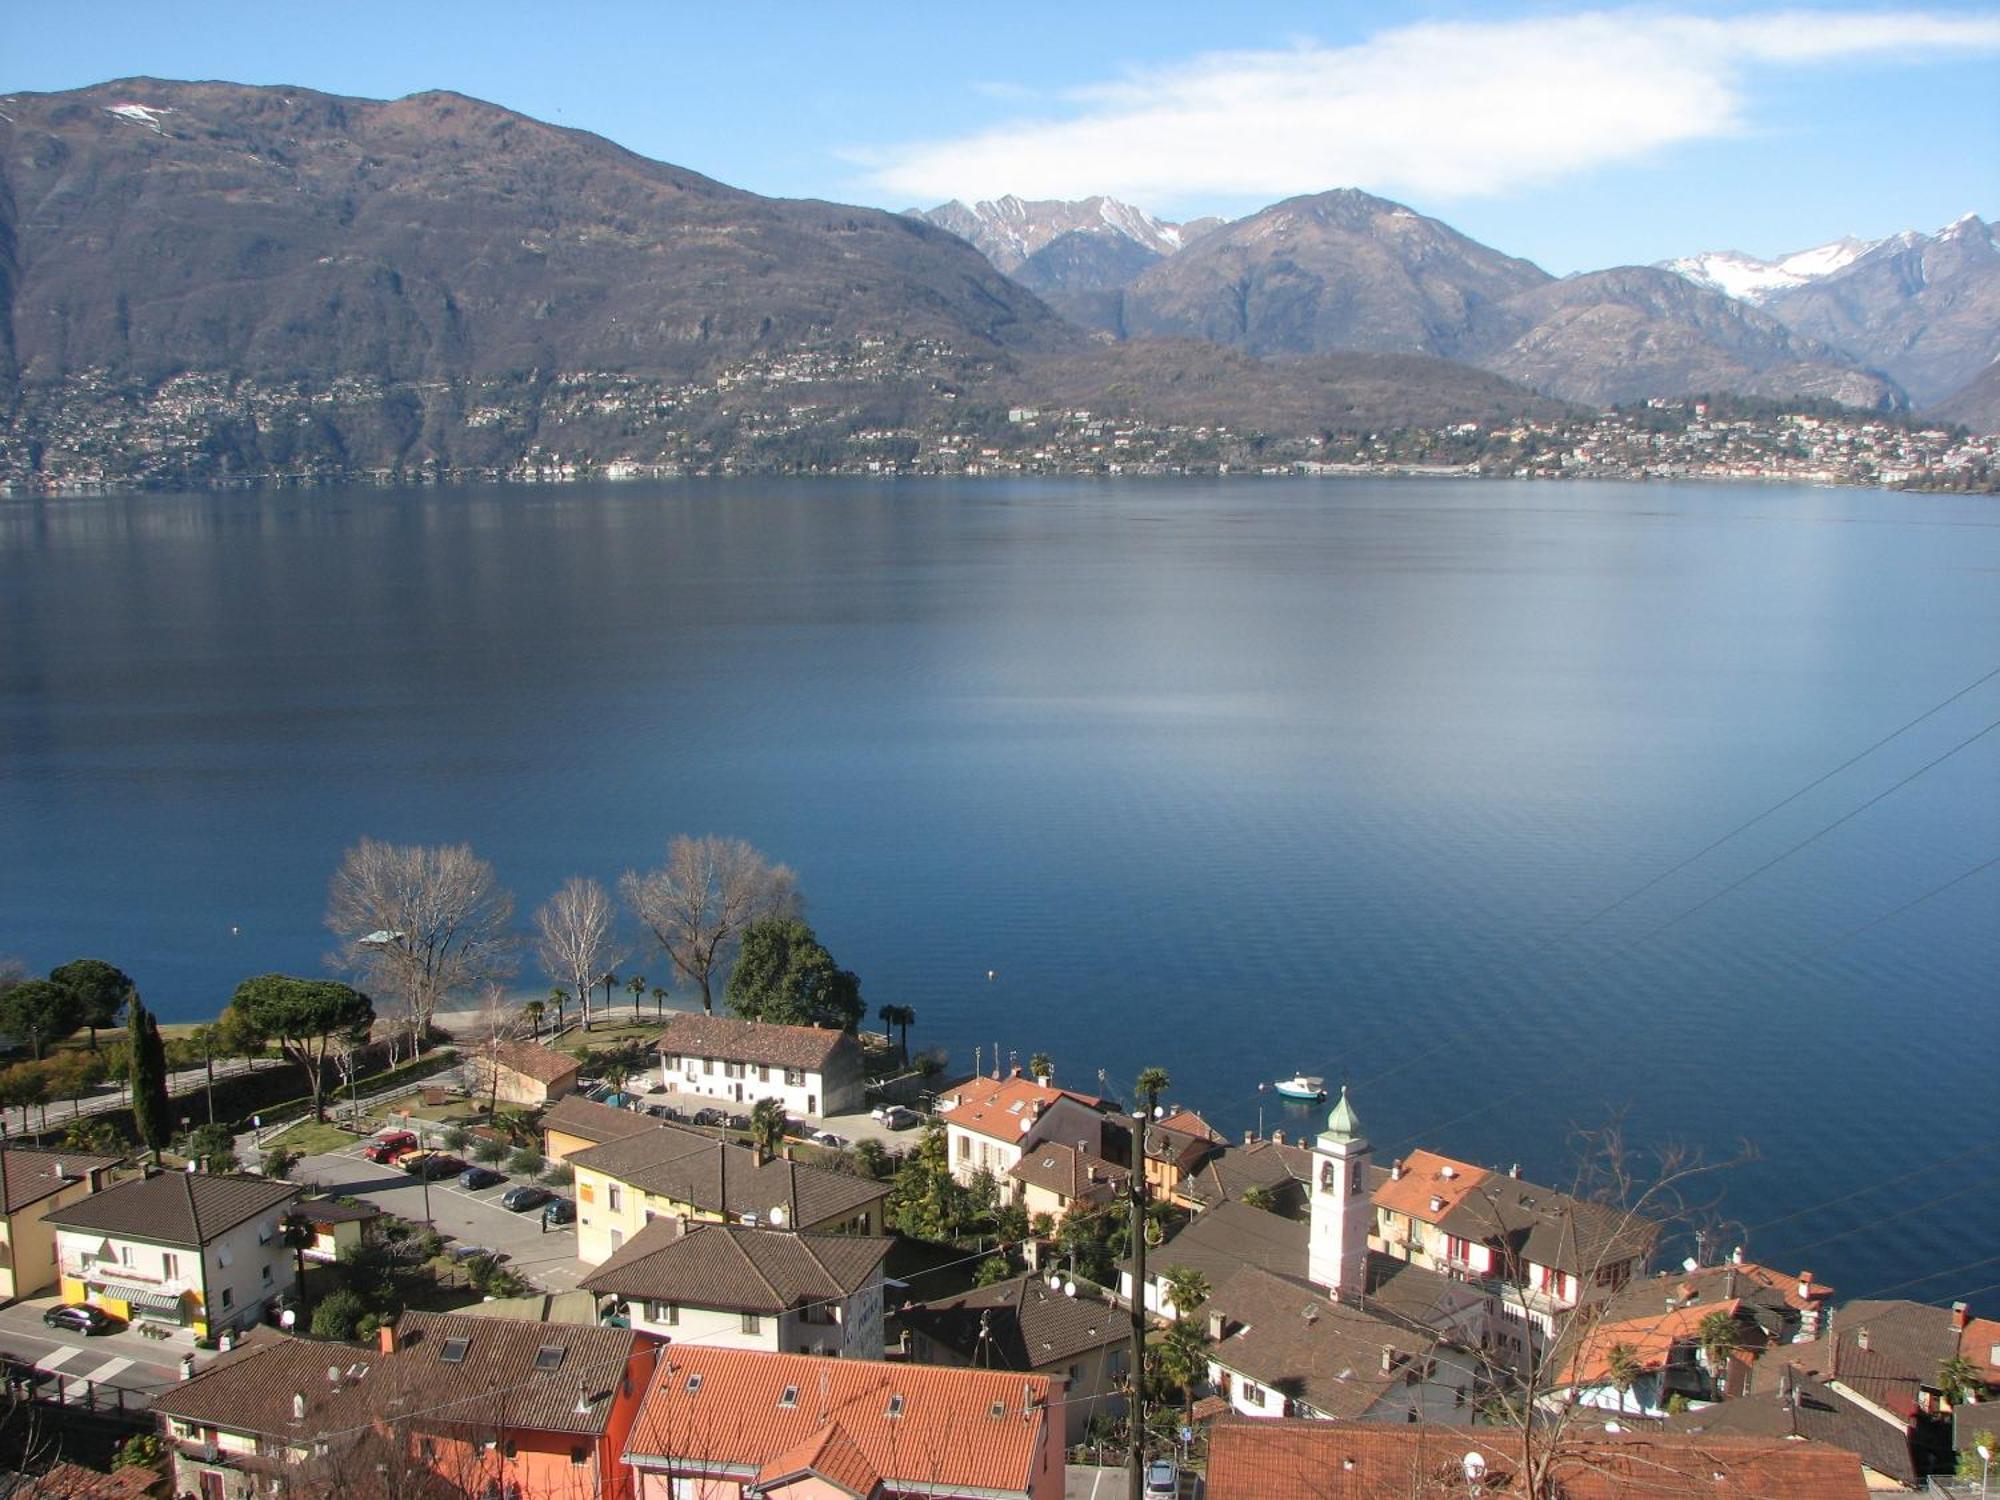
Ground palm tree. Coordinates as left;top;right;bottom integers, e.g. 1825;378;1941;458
749;1097;787;1161
601;1058;632;1098
1156;1316;1211;1412
1697;1309;1741;1397
1238;1183;1278;1213
1028;1051;1053;1082
1161;1265;1211;1322
1606;1343;1645;1409
650;986;668;1017
879;1003;914;1059
1135;1067;1171;1119
878;1003;896;1044
1937;1353;1983;1407
522;999;546;1041
549;987;569;1035
627;973;647;1021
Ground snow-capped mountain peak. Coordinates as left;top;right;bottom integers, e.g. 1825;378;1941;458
913;194;1193;273
1659;236;1877;304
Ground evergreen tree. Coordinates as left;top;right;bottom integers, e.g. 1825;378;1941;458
128;996;173;1163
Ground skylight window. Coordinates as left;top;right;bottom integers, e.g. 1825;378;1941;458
534;1345;565;1371
686;1373;703;1394
778;1385;798;1409
886;1394;905;1418
989;1400;1006;1418
440;1338;470;1364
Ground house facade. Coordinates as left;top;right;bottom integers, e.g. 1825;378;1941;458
468;1039;581;1107
657;1013;865;1119
623;1346;1065;1500
1007;1140;1130;1221
581;1216;889;1358
49;1172;300;1337
0;1146;124;1301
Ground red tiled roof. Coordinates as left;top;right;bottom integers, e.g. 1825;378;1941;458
657;1013;856;1072
1562;1297;1740;1387
938;1075;1077;1144
1007;1141;1128;1205
1206;1420;1869;1500
18;1463;160;1500
1962;1315;2000;1381
624;1346;1052;1496
1157;1109;1223;1143
755;1423;883;1498
1370;1150;1489;1223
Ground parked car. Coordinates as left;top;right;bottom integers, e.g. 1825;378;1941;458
542;1197;575;1226
500;1184;552;1212
876;1106;922;1130
1145;1460;1179;1498
42;1304;118;1336
810;1130;848;1150
363;1131;419;1164
690;1107;725;1128
458;1165;505;1190
397;1149;439;1174
409;1153;465;1180
725;1113;751;1132
450;1245;505;1264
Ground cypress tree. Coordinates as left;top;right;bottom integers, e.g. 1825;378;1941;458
129;997;173;1164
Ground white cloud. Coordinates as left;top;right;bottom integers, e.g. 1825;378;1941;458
849;9;2000;209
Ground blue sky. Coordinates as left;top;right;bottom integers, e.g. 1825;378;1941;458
4;1;1996;274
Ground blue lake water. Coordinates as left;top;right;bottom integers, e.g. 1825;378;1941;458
2;478;1996;1299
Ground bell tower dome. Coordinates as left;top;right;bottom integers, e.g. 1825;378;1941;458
1307;1086;1372;1297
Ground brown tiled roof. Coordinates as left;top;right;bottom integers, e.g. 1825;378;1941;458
1156;1109;1223;1143
754;1422;882;1498
1590;1262;1831;1343
1007;1141;1128;1206
899;1272;1127;1372
1665;1371;1918;1486
488;1039;580;1085
299;1196;381;1226
567;1119;885;1228
580;1217;888;1312
1205;1419;1870;1500
1204;1267;1444;1421
150;1314;640;1441
657;1013;856;1072
13;1462;160;1500
1181;1138;1313;1209
1753;1298;1962;1422
1124;1199;1307;1290
624;1347;1051;1496
44;1171;296;1248
1433;1170;1657;1277
0;1146;122;1215
542;1094;660;1147
936;1075;1078;1145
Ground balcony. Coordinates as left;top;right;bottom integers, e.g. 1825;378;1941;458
63;1256;194;1299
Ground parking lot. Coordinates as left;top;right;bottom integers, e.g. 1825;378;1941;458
627;1081;927;1153
296;1147;587;1292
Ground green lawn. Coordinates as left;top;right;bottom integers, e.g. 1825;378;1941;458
267;1118;361;1155
376;1089;485;1122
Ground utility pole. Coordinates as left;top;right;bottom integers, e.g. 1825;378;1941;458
1127;1107;1147;1500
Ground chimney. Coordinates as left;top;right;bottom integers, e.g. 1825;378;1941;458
1391;1159;1404;1181
1010;1066;1022;1079
1430;1196;1444;1214
781;1145;794;1162
1509;1163;1521;1179
752;1139;769;1168
379;1323;398;1355
1952;1301;1969;1332
1855;1327;1870;1352
1380;1344;1396;1375
1730;1246;1744;1265
1798;1270;1813;1301
1271;1129;1286;1146
1244;1129;1259;1146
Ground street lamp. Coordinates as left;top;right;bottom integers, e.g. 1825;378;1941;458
1977;1441;1991;1499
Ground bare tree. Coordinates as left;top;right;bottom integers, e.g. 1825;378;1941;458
461;982;527;1117
621;835;800;1014
327;839;517;1057
534;876;623;1035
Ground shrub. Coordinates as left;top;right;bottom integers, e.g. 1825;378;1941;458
472;1137;508;1165
262;1145;301;1180
973;1255;1014;1287
114;1434;163;1471
442;1125;473;1152
310;1289;366;1341
508;1147;545;1177
541;1161;574;1186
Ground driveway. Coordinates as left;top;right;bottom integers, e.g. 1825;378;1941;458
296;1149;585;1292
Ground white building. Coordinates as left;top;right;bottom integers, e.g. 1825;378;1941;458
657;1013;865;1119
49;1171;300;1337
579;1216;889;1358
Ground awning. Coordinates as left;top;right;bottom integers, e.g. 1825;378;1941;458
91;1282;186;1316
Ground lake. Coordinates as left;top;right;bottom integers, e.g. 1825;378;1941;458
2;478;1995;1298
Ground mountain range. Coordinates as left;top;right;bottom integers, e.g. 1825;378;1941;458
0;79;1991;488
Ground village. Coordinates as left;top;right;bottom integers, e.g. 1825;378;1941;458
0;993;1992;1500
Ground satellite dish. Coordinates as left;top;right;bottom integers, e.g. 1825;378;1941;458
1018;1117;1034;1134
1462;1452;1487;1480
768;1205;786;1226
1063;1280;1077;1298
1682;1257;1699;1273
1048;1272;1062;1291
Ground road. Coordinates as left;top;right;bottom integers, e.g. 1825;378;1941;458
3;1056;282;1139
295;1147;586;1293
0;1297;187;1414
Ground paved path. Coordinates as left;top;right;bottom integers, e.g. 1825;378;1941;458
0;1297;188;1413
3;1056;282;1139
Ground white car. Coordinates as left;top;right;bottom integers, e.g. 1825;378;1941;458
811;1130;848;1149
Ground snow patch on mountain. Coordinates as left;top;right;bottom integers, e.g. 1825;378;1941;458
1660;237;1877;303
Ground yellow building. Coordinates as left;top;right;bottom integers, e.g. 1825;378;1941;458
0;1146;125;1301
567;1123;886;1266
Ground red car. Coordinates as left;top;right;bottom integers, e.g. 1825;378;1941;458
363;1131;419;1164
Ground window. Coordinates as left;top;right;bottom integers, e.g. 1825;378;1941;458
608;1228;623;1251
758;1066;770;1083
645;1301;679;1326
885;1395;905;1419
261;1264;272;1284
534;1345;565;1371
778;1386;798;1409
220;1288;234;1309
162;1253;180;1279
118;1245;134;1266
956;1136;969;1160
662;1053;678;1070
725;1062;744;1080
704;1059;715;1075
420;1439;436;1461
784;1068;806;1087
502;1440;517;1460
740;1313;762;1334
569;1448;588;1468
1242;1381;1266;1407
440;1338;471;1364
608;1186;622;1212
685;1374;702;1394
